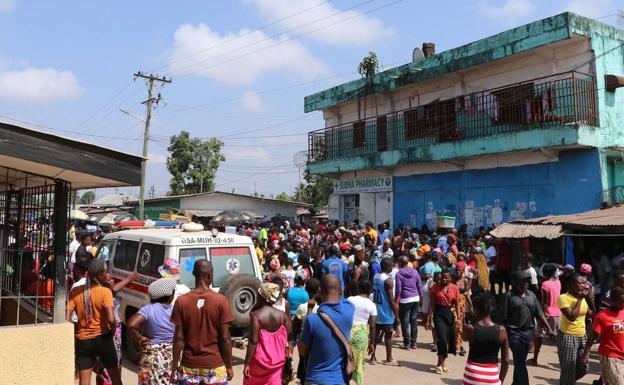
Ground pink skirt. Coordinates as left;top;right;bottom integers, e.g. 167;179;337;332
463;361;501;385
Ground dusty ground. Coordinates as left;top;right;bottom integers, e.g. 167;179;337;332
116;333;601;385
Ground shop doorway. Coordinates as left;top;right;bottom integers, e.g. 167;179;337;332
343;194;359;224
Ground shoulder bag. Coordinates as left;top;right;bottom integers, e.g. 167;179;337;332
318;310;354;383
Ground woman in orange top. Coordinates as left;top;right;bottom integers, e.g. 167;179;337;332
426;270;461;374
67;258;121;385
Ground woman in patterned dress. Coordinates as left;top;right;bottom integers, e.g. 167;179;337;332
127;278;177;385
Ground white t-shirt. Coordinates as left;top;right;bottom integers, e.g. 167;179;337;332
484;246;497;271
69;239;81;263
525;266;538;285
348;295;377;325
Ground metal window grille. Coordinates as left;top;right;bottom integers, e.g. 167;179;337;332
308;71;597;163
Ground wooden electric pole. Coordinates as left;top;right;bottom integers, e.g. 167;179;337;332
134;71;171;220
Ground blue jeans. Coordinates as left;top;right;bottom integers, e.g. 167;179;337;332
507;327;533;385
399;301;419;345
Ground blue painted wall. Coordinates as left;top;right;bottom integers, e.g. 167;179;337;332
393;149;602;231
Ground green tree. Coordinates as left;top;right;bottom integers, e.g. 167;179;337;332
275;192;293;201
80;191;96;204
357;51;379;79
166;131;225;195
298;170;333;215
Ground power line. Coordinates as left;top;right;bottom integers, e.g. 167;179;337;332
0;114;141;140
166;0;379;78
150;0;335;74
169;0;404;81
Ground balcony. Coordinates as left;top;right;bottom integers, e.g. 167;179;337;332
308;71;597;167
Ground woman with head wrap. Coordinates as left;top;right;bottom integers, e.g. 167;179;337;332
243;282;292;385
127;278;177;384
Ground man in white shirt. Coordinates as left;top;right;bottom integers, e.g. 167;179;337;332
484;236;497;295
68;233;81;263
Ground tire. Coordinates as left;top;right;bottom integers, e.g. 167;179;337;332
218;274;261;327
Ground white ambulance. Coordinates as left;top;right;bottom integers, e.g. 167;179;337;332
97;226;262;362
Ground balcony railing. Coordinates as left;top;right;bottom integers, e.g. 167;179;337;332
308;71;597;163
602;185;624;206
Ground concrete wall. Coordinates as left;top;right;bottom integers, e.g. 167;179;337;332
0;322;73;385
180;193;302;219
393;148;602;233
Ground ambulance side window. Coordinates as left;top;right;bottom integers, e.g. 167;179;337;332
113;239;139;271
137;243;166;278
179;248;207;289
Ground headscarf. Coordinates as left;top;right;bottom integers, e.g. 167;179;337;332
258;282;281;304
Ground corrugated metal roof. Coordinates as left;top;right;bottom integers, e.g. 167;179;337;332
538;205;624;227
509;205;624;228
490;222;564;239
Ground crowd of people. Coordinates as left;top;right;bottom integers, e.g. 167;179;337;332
66;219;624;385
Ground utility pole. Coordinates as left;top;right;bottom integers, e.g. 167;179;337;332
133;71;171;220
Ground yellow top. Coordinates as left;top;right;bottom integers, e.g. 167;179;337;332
558;293;588;336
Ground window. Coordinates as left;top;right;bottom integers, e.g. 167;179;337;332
136;243;166;278
404;100;456;141
492;83;534;124
353;121;365;148
112;239;139;271
96;241;115;263
404;108;421;139
209;246;255;287
376;116;388;151
178;248;207;289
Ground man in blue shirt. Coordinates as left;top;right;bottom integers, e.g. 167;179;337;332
322;245;348;290
298;274;355;385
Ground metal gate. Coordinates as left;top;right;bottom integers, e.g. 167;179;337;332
0;181;70;325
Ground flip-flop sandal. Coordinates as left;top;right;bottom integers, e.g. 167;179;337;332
435;366;443;374
442;367;449;373
383;360;399;367
369;358;378;365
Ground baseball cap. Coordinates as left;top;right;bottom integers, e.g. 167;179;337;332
353;244;364;252
512;270;532;283
339;243;352;251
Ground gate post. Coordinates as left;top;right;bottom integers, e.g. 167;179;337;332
52;181;69;323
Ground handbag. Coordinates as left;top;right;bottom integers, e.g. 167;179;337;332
318;310;354;383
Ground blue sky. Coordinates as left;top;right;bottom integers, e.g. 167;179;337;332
0;0;621;198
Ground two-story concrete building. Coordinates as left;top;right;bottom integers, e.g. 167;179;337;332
304;12;624;233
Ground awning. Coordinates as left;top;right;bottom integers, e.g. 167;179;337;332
0;121;142;189
184;209;261;219
490;222;564;239
183;209;222;218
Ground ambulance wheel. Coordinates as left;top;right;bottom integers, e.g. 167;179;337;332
219;274;261;327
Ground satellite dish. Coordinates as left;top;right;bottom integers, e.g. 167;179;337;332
412;47;425;64
293;151;308;169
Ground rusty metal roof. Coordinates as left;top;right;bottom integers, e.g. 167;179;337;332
535;205;624;227
490;222;564;239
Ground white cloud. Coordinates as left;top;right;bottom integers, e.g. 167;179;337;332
245;0;396;45
223;146;271;161
564;0;613;18
0;0;15;13
0;67;82;102
169;23;329;85
241;91;266;112
478;0;535;20
148;153;168;164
